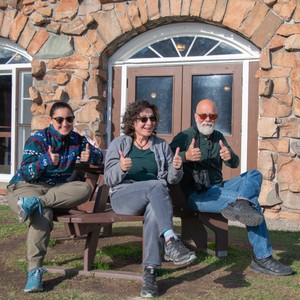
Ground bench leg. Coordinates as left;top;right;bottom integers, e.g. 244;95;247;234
199;214;228;257
181;217;208;252
83;226;101;271
101;224;112;237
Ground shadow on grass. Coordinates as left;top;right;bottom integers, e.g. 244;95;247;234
158;247;251;296
43;272;78;292
158;225;299;295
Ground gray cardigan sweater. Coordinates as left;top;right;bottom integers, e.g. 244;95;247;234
104;135;183;194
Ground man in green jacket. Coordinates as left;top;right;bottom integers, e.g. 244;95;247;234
170;98;293;277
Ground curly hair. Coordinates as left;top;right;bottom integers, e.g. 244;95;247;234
122;100;160;137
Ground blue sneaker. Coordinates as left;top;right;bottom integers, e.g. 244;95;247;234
17;196;42;223
24;267;46;293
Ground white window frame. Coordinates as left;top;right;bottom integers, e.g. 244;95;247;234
0;38;31;182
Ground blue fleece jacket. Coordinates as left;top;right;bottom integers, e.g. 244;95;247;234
8;124;103;186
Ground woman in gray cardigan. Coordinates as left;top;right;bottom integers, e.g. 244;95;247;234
105;100;196;298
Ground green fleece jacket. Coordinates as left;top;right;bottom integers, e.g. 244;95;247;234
170;126;239;198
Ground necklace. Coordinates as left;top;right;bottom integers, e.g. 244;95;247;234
135;139;148;149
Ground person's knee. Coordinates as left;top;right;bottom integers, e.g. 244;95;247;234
148;180;165;192
248;169;262;184
71;181;92;199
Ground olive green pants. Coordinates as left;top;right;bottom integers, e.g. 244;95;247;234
7;181;91;271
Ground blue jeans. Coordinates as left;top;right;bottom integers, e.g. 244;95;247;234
188;170;272;259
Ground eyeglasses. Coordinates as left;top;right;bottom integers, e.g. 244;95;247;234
52;116;75;125
195;113;218;120
136;116;157;123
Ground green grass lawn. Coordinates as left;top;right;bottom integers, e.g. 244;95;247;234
1;205;299;300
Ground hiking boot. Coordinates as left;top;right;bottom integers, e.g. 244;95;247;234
140;266;159;298
250;256;293;276
164;237;197;265
17;196;42;223
24;267;46;293
221;199;264;227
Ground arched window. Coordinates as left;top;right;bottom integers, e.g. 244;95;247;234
0;48;30;64
131;36;242;59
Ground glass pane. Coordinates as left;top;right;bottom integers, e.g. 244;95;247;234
0;75;12;174
191;74;233;135
10;53;30;64
17;126;31;168
130;36;244;59
136;76;173;134
0;48;30;64
209;42;242;55
151;39;179;58
22;99;32;123
0;136;11;174
0;48;13;64
131;47;159;59
23;73;32;98
173;37;194;57
19;72;33;124
189;37;219;56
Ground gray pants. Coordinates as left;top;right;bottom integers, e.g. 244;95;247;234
7;181;91;271
110;180;174;267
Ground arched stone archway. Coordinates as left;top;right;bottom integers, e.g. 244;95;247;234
1;0;300;221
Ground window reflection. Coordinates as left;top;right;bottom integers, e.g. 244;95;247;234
130;36;242;59
209;43;242;55
151;39;179;57
136;76;173;134
173;37;194;57
189;37;218;56
0;48;30;64
131;47;159;59
191;74;233;135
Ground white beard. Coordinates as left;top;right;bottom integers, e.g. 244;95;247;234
197;121;215;136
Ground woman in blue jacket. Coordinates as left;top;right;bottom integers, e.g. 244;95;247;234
7;101;103;293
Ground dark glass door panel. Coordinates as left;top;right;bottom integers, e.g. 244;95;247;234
191;74;233;135
182;64;242;180
136;76;173;134
0;75;12;174
127;66;183;143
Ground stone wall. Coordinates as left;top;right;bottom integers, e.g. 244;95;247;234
0;0;300;221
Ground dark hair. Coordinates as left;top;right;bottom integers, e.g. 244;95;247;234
49;101;74;117
122;100;159;137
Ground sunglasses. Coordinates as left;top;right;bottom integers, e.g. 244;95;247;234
52;116;75;125
195;113;218;121
136;116;157;123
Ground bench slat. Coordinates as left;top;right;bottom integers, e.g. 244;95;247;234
70;211;144;224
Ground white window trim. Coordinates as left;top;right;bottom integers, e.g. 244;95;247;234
0;39;31;182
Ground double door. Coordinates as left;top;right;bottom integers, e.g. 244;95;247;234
112;63;259;180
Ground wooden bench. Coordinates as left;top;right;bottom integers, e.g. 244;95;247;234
48;164;228;280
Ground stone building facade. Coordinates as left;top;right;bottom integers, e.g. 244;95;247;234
0;0;300;222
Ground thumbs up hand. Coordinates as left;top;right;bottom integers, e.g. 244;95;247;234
119;150;132;172
219;140;231;161
185;138;201;162
80;143;90;162
173;147;182;169
48;146;59;166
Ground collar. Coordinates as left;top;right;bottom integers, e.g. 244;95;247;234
49;124;65;141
